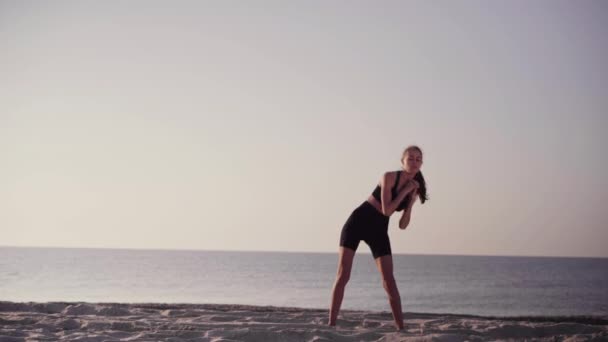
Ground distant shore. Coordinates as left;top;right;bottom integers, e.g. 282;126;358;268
1;301;606;341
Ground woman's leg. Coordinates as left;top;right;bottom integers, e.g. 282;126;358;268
328;246;355;326
375;254;404;330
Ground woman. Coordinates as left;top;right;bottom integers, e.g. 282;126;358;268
328;145;428;330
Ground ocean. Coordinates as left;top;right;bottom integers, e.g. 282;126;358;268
1;246;606;317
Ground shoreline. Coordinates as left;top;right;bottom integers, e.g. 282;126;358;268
2;301;607;341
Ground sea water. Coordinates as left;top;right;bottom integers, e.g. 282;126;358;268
1;247;606;317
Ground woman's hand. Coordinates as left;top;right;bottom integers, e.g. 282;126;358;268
402;179;419;193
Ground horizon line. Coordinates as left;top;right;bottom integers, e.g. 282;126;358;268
1;244;606;260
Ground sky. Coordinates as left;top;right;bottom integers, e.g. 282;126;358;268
1;0;607;258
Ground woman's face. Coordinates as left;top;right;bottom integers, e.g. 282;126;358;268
402;150;423;173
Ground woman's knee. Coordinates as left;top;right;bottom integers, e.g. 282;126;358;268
335;270;351;286
382;275;398;292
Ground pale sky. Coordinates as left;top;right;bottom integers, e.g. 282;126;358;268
1;1;607;258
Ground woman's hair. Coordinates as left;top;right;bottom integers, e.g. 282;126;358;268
401;145;429;204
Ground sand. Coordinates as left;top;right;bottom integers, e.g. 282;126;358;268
1;301;606;341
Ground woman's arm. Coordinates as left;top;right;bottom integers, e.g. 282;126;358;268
380;172;416;217
398;190;418;229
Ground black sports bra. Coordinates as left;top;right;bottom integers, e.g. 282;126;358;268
371;171;411;212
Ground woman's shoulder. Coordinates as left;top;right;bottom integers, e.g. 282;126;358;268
382;170;401;179
380;170;400;184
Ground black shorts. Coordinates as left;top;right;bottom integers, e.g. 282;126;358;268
339;201;391;259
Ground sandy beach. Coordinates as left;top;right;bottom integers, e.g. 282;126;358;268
0;301;606;341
